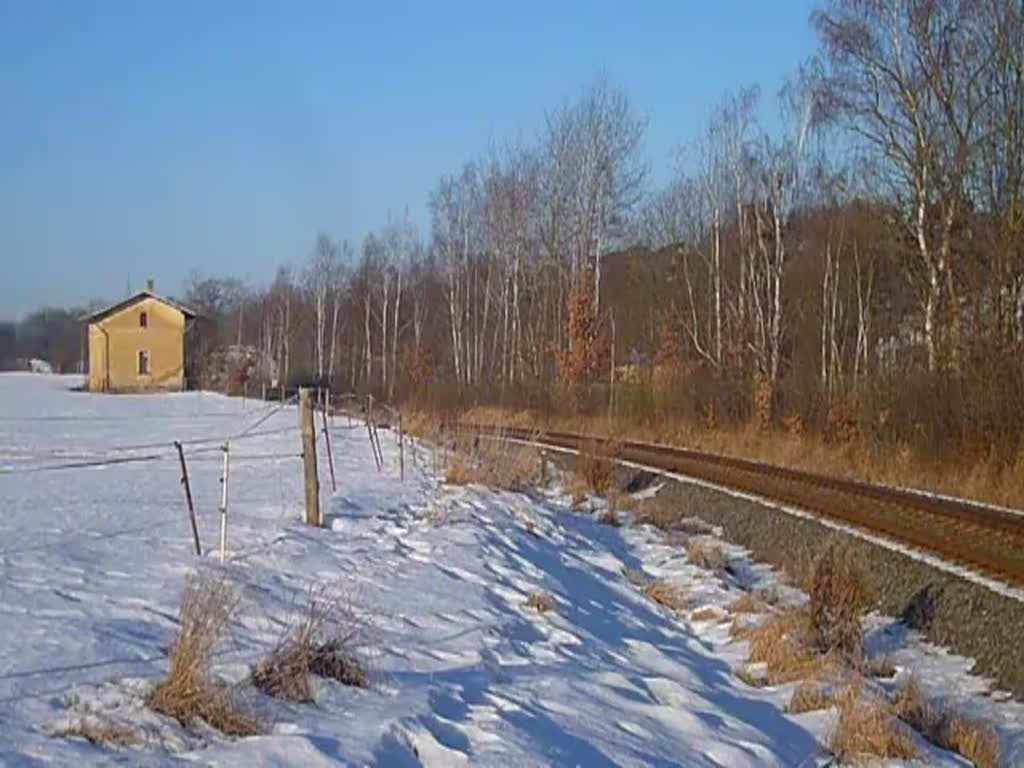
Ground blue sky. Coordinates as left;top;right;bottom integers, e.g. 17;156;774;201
0;1;817;320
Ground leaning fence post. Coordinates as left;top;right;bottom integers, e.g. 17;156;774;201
299;387;321;526
365;394;382;471
174;441;202;556
218;441;230;564
321;396;337;492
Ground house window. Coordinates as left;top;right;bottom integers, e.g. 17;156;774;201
139;311;148;328
138;350;151;375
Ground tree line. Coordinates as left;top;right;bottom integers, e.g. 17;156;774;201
10;0;1024;472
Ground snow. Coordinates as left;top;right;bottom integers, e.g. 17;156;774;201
0;372;1021;766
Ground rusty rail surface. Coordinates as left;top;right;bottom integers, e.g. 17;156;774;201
466;423;1024;590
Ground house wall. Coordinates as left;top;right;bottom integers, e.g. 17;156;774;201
87;298;186;392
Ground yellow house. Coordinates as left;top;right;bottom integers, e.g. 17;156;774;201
85;283;196;393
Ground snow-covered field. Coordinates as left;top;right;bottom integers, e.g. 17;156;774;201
0;373;1021;766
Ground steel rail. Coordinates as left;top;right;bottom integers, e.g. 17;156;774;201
465;423;1024;588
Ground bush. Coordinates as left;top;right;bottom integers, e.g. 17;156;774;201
808;544;872;658
147;573;260;737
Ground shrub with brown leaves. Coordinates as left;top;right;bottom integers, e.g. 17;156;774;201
147;572;260;737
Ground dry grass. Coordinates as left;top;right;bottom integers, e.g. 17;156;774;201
597;496;622;526
943;715;1001;768
622;568;649;588
641;580;685;612
253;585;368;702
690;606;722;622
893;677;1001;768
829;685;918;763
808;544;873;658
787;680;834;713
576;440;618;497
458;406;1024;511
727;593;764;614
735;666;766;688
630;491;717;536
444;456;475;486
57;718;137;748
686;540;728;571
743;608;828;684
525;591;556;613
864;654;896;679
444;434;541;491
146;573;260;737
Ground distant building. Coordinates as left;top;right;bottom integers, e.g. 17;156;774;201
83;281;196;393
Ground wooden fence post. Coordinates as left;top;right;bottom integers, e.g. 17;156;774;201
398;410;405;482
321;396;337;492
299;387;321;526
174;441;202;556
218;442;230;563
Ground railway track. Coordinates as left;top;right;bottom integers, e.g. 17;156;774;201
465;424;1024;591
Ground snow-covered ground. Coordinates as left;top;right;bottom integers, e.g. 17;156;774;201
0;373;1021;766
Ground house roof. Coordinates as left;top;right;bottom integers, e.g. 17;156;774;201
81;290;197;324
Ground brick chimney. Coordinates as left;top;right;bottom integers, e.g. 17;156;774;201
146;278;155;293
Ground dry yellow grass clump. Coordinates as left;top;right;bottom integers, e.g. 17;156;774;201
575;440;618;497
146;573;260;737
829;686;918;763
787;680;834;714
57;718;137;748
743;608;827;685
641;580;685;612
808;544;873;658
727;593;764;614
253;586;368;702
893;677;1001;768
444;434;541;491
525;591;556;613
690;606;722;622
686;540;728;571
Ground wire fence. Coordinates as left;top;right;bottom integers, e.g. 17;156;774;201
0;388;423;711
